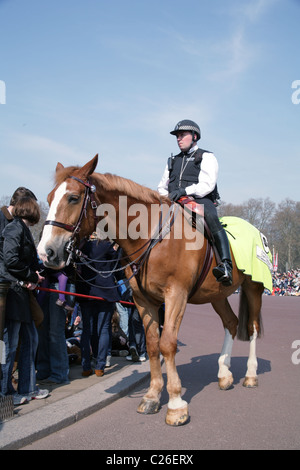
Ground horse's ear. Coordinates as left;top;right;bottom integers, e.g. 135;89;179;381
79;154;98;178
56;162;64;173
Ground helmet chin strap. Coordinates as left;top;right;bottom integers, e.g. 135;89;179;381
185;132;198;153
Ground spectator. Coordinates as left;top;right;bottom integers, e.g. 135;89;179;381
65;303;82;365
0;196;48;405
114;247;147;363
0;186;38;233
76;235;121;378
36;268;75;385
272;269;300;296
110;310;129;357
126;304;147;363
0;187;44;328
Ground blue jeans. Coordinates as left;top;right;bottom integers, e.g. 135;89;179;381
1;319;38;395
128;307;146;356
80;300;114;371
36;282;74;383
115;302;130;337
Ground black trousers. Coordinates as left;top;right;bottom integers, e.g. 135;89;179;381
194;197;223;235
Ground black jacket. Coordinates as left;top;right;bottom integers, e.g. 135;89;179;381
0;206;13;234
0;217;39;283
0;217;40;322
75;240;121;303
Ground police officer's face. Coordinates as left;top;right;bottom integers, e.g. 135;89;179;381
176;131;194;152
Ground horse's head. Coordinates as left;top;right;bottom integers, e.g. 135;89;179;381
37;155;98;269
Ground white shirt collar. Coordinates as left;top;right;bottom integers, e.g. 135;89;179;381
187;144;198;154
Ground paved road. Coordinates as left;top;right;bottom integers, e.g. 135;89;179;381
22;295;300;450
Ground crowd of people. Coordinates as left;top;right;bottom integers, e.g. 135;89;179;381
272;269;300;296
0;187;147;407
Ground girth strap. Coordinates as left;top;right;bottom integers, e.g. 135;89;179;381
188;218;214;299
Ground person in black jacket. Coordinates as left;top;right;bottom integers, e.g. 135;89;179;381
0;187;44;328
0;186;38;234
76;235;121;377
0;197;48;405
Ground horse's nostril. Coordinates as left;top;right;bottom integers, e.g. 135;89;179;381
46;248;54;260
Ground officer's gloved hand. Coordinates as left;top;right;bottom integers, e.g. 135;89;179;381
168;188;186;202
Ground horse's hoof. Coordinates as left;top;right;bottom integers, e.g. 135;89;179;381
165;405;189;426
243;376;258;388
137;398;160;414
218;375;234;390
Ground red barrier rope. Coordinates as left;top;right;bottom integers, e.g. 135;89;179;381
36;286;135;307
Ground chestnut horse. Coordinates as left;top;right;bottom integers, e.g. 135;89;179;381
38;155;265;426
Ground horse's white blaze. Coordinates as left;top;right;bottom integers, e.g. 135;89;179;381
218;328;234;379
37;182;68;261
245;325;258;378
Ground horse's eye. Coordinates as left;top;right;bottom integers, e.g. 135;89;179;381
68;194;80;204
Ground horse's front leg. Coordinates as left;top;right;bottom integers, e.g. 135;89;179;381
159;294;189;426
136;304;164;415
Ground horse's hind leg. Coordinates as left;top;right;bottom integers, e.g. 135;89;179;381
135;302;164;415
244;325;258;387
212;298;238;390
238;278;264;388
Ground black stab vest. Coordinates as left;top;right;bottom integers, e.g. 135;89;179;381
167;148;219;203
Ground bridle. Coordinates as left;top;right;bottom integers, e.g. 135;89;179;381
44;175;98;265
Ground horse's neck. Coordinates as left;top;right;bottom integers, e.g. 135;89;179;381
95;187;151;255
93;173;170;255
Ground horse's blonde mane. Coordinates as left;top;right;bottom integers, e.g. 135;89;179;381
94;172;167;204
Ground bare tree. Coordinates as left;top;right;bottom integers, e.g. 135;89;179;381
270;199;300;271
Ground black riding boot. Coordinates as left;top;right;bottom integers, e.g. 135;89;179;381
212;230;233;286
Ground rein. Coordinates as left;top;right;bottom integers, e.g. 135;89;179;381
74;202;179;289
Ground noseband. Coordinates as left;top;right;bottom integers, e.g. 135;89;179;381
44;176;98;262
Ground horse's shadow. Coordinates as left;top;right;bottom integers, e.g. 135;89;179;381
105;352;271;409
160;353;271;407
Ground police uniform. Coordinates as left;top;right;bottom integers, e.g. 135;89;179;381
158;120;233;286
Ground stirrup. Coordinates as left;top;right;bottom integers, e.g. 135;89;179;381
212;262;232;286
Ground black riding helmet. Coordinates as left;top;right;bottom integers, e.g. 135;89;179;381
170;119;201;141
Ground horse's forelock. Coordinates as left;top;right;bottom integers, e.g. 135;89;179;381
54;165;80;185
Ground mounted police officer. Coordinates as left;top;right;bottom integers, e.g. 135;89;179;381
158;119;232;286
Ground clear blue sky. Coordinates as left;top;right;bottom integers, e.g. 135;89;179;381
0;0;299;205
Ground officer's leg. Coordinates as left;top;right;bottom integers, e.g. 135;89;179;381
198;198;232;286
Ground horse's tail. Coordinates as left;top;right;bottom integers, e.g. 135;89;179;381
237;284;263;341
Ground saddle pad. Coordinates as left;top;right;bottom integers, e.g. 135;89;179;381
220;216;273;292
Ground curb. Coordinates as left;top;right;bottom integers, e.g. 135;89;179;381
0;361;150;450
